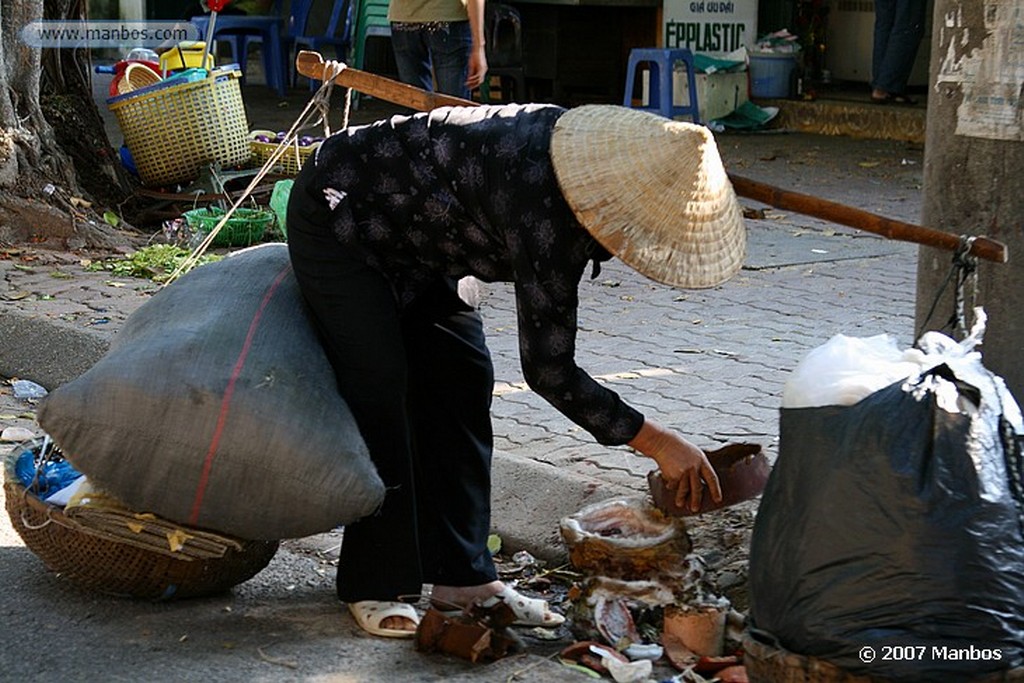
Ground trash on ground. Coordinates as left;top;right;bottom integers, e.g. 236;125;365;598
414;601;524;663
559;496;747;679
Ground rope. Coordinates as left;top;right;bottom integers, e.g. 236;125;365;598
18;436;58;530
164;61;351;285
916;235;978;341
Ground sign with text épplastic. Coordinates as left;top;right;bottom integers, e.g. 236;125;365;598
663;0;758;58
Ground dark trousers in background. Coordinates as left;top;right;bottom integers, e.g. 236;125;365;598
872;0;928;95
286;164;498;602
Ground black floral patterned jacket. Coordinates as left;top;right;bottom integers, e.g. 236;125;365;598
310;103;643;445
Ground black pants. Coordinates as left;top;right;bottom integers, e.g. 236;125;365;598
287;165;498;602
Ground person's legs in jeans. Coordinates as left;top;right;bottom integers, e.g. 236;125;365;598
872;0;927;96
872;0;896;89
391;26;434;92
391;22;472;98
426;21;472;98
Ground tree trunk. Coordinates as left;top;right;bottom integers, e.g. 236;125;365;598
0;0;63;188
0;0;139;250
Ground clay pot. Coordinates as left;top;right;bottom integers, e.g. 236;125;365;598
648;443;770;517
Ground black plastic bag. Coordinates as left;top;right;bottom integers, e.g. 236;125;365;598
749;361;1024;682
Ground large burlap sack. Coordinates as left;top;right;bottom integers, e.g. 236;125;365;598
38;244;384;540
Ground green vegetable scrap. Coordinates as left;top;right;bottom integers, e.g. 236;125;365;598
87;245;222;283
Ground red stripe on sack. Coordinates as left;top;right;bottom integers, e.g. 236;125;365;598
188;263;292;525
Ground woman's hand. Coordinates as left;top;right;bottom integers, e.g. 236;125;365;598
466;45;488;91
628;419;722;512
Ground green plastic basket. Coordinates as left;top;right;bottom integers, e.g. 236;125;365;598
183;206;276;247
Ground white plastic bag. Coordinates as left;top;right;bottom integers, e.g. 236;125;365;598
782;333;922;408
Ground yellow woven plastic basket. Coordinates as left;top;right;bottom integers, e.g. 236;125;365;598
109;69;250;188
249;130;321;176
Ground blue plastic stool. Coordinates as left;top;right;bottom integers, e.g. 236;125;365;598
622;48;701;124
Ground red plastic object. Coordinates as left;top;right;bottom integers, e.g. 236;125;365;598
206;0;231;11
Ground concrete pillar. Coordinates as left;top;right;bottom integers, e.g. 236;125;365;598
917;0;1024;400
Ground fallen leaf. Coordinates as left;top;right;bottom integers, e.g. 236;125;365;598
167;529;192;552
559;660;602;678
487;534;502;555
858;161;881;168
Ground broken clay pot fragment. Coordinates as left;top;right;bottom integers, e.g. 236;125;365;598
648;443;769;516
414;602;523;663
663;603;728;657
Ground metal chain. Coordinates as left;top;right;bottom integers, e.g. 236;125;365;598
916;235;979;341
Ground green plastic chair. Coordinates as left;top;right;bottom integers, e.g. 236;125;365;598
348;0;392;107
352;0;392;72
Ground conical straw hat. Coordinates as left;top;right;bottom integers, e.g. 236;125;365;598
550;105;746;289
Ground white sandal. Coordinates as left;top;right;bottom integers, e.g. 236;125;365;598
347;600;420;639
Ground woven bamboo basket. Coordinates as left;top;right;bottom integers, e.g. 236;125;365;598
4;443;278;600
108;69;250;188
743;630;881;683
743;630;1024;683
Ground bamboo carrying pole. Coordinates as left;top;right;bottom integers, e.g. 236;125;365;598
294;50;1010;265
295;51;476;112
728;174;1008;264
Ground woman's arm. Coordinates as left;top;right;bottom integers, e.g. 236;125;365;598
465;0;488;90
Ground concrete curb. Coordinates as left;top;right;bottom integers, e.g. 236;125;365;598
0;310;110;389
491;450;637;564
